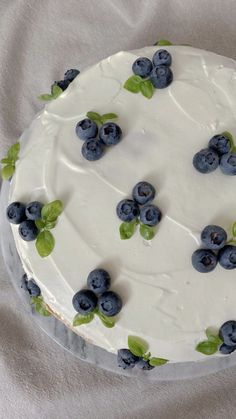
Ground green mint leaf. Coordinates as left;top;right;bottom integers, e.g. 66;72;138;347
73;312;94;327
41;200;63;222
52;85;63;98
1;164;15;180
139;224;155;240
35;302;51;316
30;296;42;305
232;222;236;237
96;311;116;328
124;75;142;93
36;230;55;258
119;220;138;240
128;336;149;357
149;357;168;366
140;80;154;99
1;158;12;164
7;142;20;161
205;327;222;345
35;219;46;230
45;220;57;230
155;39;172;46
142;352;151;361
86;111;102;124
38;94;54;101
196;340;218;355
101;113;118;123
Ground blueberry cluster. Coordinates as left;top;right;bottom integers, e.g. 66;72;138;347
21;273;41;297
193;132;236;175
118;349;154;370
6;201;42;241
192;224;236;273
72;269;123;324
52;68;80;92
219;321;236;354
75;117;122;161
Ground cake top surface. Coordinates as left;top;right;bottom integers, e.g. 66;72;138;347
9;45;236;362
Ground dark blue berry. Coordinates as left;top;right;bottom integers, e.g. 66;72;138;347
117;349;140;369
21;274;28;291
98;291;122;317
7;202;26;224
99;123;122;146
140;204;162;226
132;57;153;78
18;220;38;241
218;245;236;270
219;321;236;347
51;80;70;92
219;343;236;355
136;359;155;370
208;134;231;156
152;49;172;67
201;225;227;250
25;201;43;221
116;199;140;222
87;269;111;294
76;118;98;141
72;290;97;314
191;249;217;273
150;65;173;88
64;69;80;82
132;181;155;205
81;139;104;161
193;148;219;173
27;279;41;297
220;152;236;175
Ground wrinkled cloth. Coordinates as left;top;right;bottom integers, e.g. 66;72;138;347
1;1;236;418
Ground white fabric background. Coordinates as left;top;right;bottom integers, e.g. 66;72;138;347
1;1;236;418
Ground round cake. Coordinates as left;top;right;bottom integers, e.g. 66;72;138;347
5;44;236;366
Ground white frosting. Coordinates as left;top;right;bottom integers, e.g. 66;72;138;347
9;46;236;362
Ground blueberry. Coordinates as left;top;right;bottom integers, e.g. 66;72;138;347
72;289;97;314
98;291;122;317
64;69;80;82
201;225;227;250
150;65;173;88
220;152;236;175
76;118;98;141
25;201;43;221
27;279;41;297
219;321;236;347
219;343;236;355
6;202;26;224
51;80;70;92
132;181;156;205
208;134;231;156
136;359;155;370
140;204;162;226
116;199;140;222
117;349;140;369
132;57;153;78
193;148;219;173
152;49;172;67
81;139;105;161
87;269;111;294
218;245;236;270
191;249;218;273
99;123;122;146
18;220;39;241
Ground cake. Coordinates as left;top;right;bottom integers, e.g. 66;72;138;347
3;43;236;369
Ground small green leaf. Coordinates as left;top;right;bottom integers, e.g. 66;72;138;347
206;327;222;345
7;142;20;161
196;340;218;355
232;222;236;237
140;80;154;99
73;312;94;327
41;200;63;222
96;311;116;328
1;158;12;164
128;336;149;357
45;220;57;230
119;220;138;240
142;352;151;361
35;219;46;230
30;296;51;317
149;357;169;366
38;94;54;101
30;296;41;305
124;75;142;93
155;39;173;46
1;164;15;180
101;113;118;123
36;230;55;258
139;224;155;240
86;111;102;124
51;85;63;98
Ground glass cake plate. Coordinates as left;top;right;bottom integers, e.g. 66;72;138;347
1;180;236;381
